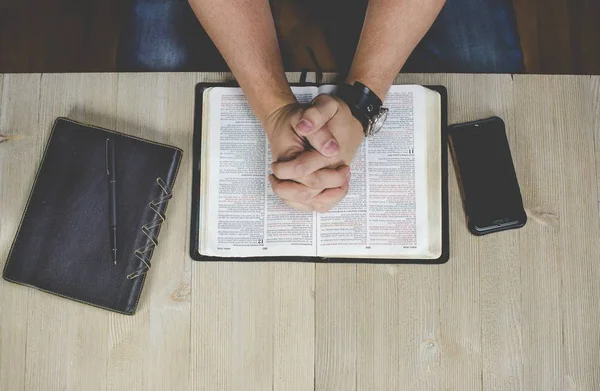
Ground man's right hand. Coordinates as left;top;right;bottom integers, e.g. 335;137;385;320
264;101;351;212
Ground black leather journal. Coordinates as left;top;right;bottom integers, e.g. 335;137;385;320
2;118;183;315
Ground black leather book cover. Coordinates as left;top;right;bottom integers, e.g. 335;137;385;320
190;83;449;264
3;118;183;315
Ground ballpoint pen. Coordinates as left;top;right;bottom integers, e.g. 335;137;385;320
106;138;118;265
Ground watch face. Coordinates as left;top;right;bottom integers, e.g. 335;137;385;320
371;108;389;134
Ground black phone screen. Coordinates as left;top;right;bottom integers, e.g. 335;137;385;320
449;117;526;234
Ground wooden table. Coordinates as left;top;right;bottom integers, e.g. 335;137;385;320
0;73;599;391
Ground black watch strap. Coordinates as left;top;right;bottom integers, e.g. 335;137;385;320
336;82;384;132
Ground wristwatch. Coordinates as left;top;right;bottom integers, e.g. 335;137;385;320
336;81;389;137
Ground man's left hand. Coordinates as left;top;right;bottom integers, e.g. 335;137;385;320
270;93;364;212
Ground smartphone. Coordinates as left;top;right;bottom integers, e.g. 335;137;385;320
449;116;526;235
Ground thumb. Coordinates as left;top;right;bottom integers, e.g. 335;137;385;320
293;94;339;136
293;94;341;157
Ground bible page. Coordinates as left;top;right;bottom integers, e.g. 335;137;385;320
316;85;438;258
199;87;319;257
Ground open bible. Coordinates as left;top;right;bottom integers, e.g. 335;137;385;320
194;84;448;262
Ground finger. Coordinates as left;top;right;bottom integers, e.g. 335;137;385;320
295;165;350;189
305;126;339;157
292;95;341;157
293;94;339;137
310;173;351;213
269;175;322;202
271;149;332;180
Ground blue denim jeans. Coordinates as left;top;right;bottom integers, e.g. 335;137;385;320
117;0;524;73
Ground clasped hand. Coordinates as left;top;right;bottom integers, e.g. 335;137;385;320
264;94;363;212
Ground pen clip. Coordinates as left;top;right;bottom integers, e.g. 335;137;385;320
105;138;110;175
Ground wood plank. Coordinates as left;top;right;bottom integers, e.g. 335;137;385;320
105;73;195;391
314;74;358;391
191;262;275;390
434;75;482;391
426;74;499;391
315;264;357;391
0;74;41;391
516;75;565;390
356;74;442;391
446;74;523;391
384;73;523;391
17;74;117;391
190;72;315;391
426;74;514;391
315;73;522;391
425;74;524;391
356;264;440;391
315;74;442;391
553;75;600;389
272;263;315;391
515;75;600;390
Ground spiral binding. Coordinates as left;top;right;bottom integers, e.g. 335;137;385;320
127;178;173;280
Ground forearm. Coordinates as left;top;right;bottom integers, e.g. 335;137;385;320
346;0;446;98
188;0;295;123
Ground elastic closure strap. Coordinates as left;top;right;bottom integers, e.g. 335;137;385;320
127;177;173;280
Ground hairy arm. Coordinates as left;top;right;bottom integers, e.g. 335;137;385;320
346;0;446;98
189;0;348;212
188;0;295;123
268;0;446;211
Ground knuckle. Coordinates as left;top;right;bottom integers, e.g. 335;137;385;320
293;161;309;176
312;94;326;105
270;164;283;178
303;106;320;120
270;182;282;195
306;175;321;188
334;173;346;187
299;187;316;202
318;133;336;149
317;93;334;104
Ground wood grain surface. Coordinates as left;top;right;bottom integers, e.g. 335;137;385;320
0;73;599;391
